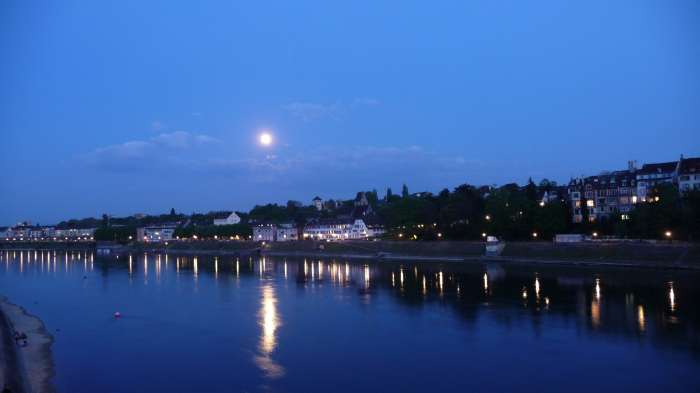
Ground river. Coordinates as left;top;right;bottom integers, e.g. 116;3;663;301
1;250;699;392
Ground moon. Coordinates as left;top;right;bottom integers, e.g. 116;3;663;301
259;132;273;146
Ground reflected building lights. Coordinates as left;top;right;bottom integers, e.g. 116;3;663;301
193;257;198;277
255;284;284;378
669;283;676;312
129;254;133;275
483;273;488;292
400;268;404;288
637;305;646;332
535;276;540;299
364;265;370;286
591;301;601;328
439;271;444;293
595;278;601;301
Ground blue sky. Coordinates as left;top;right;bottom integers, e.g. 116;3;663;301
1;0;699;225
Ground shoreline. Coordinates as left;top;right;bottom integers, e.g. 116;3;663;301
0;297;55;393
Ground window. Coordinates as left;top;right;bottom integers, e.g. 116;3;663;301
621;214;629;220
680;175;690;181
586;200;594;207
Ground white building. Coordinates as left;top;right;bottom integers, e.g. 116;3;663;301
54;228;96;239
303;219;369;240
213;211;241;226
636;161;679;201
678;157;700;194
366;223;386;238
253;223;298;242
253;224;276;242
136;226;176;242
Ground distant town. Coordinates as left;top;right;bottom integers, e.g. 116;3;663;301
2;155;699;243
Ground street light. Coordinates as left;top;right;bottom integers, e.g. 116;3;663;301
532;232;538;238
665;231;672;239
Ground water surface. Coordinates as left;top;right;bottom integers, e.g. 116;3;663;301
1;250;699;392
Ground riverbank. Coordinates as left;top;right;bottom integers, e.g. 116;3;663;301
260;240;700;270
6;239;700;270
0;298;55;393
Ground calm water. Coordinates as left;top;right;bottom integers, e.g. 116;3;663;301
1;250;699;393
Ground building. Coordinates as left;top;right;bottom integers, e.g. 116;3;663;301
0;227;10;239
568;164;638;223
678;156;700;193
213;211;241;226
636;161;679;201
136;225;176;242
54;228;96;239
253;223;298;242
253;224;276;242
276;223;298;242
312;196;323;211
303;219;370;240
365;222;386;238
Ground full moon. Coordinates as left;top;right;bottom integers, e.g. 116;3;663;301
259;132;273;146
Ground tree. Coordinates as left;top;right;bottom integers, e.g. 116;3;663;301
386;188;393;201
170;208;176;216
402;183;409;198
101;214;109;227
525;177;537;202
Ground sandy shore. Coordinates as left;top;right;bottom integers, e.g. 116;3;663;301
0;297;55;393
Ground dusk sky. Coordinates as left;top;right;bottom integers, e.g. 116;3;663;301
1;0;699;225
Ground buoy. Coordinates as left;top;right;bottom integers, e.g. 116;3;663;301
114;311;121;318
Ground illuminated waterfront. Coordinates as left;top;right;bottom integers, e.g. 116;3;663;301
1;250;699;392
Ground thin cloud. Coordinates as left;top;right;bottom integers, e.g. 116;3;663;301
81;131;218;172
282;98;380;122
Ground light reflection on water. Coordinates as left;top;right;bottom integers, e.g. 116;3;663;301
1;249;700;392
255;284;284;378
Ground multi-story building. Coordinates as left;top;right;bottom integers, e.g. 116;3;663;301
136;225;176;242
253;223;276;242
253;223;299;242
55;228;97;239
678;156;700;193
303;219;370;240
568;165;638;223
275;223;298;242
636;161;679;201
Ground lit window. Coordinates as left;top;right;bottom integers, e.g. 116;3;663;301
586;200;594;207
